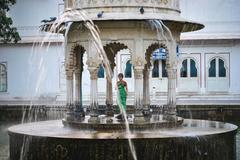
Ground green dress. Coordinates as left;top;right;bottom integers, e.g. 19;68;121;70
117;80;127;111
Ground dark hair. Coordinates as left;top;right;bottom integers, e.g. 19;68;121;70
118;73;124;78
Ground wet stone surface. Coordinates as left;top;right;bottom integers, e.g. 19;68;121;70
63;114;184;131
1;119;239;160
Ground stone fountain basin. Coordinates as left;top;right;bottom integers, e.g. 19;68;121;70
8;119;237;139
8;119;238;160
62;115;184;130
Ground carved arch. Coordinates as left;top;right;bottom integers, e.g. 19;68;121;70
179;56;199;77
207;56;228;70
208;56;228;78
145;42;169;69
103;42;129;71
66;43;86;72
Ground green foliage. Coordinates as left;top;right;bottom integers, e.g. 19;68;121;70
0;0;21;43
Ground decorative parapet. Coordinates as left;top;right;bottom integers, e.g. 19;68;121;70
65;0;180;14
41;0;203;34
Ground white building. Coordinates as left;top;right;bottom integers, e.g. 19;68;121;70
0;0;240;106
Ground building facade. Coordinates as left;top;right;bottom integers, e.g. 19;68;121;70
0;0;240;106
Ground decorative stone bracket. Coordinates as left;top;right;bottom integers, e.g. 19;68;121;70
87;57;102;80
66;70;74;80
132;56;146;67
132;56;146;78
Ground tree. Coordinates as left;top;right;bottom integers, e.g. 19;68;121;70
0;0;21;43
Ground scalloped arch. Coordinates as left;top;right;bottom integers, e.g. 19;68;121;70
145;43;169;68
103;42;130;70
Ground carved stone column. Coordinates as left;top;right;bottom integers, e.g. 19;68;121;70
132;57;146;123
143;67;150;107
74;68;84;111
167;67;177;115
166;41;177;121
106;78;114;116
66;70;74;108
87;58;101;122
74;69;80;105
105;62;115;116
65;69;76;121
106;79;113;105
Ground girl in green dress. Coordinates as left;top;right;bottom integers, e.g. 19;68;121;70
116;73;128;112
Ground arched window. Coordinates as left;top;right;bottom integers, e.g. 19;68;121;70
125;60;132;78
98;64;104;78
152;60;168;78
219;59;226;77
209;59;216;77
0;63;7;92
209;58;226;78
162;60;168;77
180;58;198;78
190;59;197;77
180;59;188;77
152;60;159;78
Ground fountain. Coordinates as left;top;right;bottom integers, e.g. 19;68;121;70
8;0;238;160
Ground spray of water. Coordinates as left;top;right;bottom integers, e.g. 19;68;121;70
148;19;174;46
21;6;137;159
148;20;168;43
148;19;178;108
20;12;67;160
48;10;138;159
117;91;138;160
20;40;49;160
46;9;113;81
19;35;60;158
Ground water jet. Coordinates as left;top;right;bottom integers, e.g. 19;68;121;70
9;0;237;160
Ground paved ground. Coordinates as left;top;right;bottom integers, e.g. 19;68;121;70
0;146;8;160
